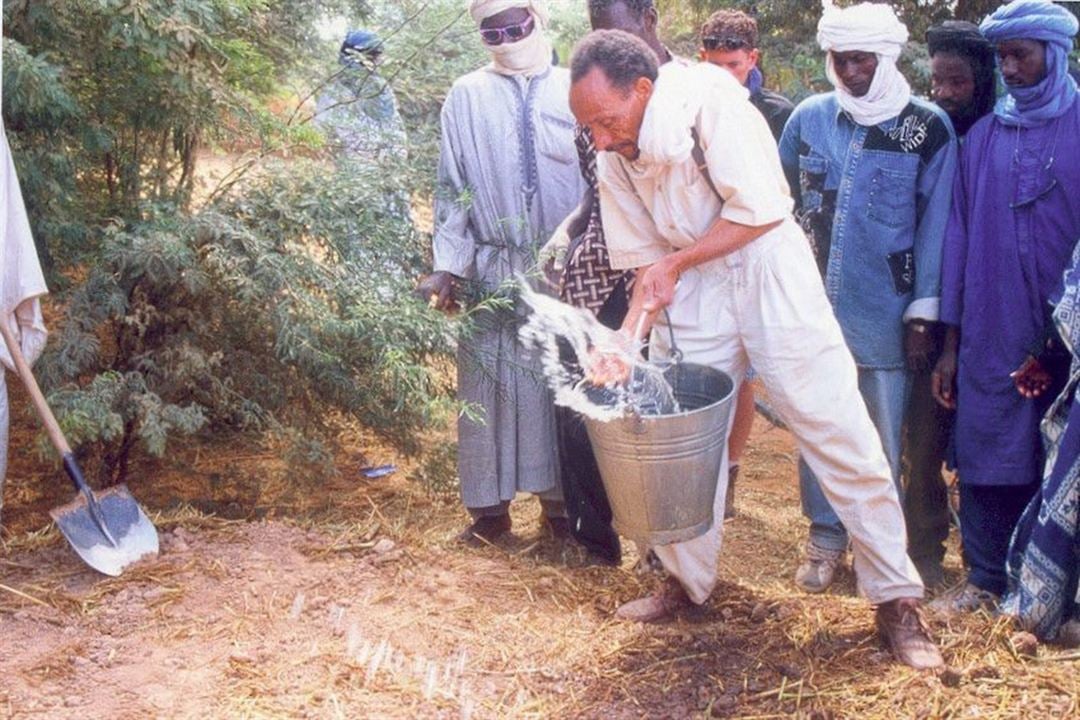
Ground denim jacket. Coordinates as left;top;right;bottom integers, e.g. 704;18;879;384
779;93;957;369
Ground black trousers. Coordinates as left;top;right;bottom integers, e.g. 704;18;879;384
556;280;628;564
902;363;954;565
961;482;1040;595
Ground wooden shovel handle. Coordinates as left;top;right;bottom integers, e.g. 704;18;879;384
0;317;72;456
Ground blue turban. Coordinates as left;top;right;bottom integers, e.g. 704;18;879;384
340;29;383;67
980;0;1079;126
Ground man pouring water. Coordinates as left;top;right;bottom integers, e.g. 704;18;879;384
568;30;942;670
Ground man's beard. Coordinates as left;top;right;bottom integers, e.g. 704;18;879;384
947;104;980;137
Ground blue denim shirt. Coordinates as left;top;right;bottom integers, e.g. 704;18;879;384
779;93;958;369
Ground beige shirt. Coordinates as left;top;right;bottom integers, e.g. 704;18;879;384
597;66;794;271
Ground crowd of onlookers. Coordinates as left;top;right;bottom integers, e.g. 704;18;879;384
402;0;1080;668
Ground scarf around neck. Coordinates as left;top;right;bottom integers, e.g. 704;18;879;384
980;0;1080;127
631;63;747;175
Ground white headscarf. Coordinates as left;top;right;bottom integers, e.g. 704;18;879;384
469;0;553;77
817;1;912;127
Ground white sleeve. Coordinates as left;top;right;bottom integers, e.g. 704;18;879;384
698;92;793;227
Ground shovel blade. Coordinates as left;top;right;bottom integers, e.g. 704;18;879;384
50;484;159;576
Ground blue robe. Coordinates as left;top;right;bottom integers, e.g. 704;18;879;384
1003;241;1080;640
940;97;1080;487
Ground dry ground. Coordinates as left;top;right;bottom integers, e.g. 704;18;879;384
1;397;1078;719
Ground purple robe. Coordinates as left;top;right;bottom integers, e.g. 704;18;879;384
940;97;1080;487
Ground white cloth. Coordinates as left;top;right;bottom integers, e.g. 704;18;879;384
0;124;47;371
0;121;48;525
487;28;552;77
649;229;924;604
635;62;748;168
598;63;792;270
817;1;912;127
470;0;552;77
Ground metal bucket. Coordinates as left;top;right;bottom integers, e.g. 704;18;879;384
584;362;734;546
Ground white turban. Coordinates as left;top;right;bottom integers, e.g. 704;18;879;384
817;1;912;126
468;0;553;77
469;1;550;29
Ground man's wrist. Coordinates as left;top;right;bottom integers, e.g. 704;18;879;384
665;251;687;280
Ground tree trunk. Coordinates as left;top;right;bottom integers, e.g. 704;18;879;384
154;130;170;201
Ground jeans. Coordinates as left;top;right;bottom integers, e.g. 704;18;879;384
799;368;911;552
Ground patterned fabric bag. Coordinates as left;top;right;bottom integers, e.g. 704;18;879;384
559;128;632;314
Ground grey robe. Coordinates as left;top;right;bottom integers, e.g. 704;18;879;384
434;65;584;510
315;70;407;163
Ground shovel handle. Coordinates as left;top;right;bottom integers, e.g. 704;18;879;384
0;317;73;457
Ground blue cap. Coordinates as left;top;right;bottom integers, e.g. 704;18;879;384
341;29;382;57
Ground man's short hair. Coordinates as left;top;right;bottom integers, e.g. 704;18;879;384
700;9;759;49
570;29;659;91
587;0;654;20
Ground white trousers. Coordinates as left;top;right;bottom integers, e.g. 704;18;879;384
650;222;924;605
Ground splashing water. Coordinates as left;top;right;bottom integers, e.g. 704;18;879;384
517;281;679;421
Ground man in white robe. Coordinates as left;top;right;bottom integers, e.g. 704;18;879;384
416;0;584;543
0;121;49;529
570;30;942;669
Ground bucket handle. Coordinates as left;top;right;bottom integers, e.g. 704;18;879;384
658;308;682;364
633;308;682;365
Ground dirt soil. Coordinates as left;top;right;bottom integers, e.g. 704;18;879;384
1;398;1078;719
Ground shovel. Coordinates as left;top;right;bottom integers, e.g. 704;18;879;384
0;319;158;576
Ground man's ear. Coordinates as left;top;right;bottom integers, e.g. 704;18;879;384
749;48;761;68
634;75;654;101
644;8;658;34
699;47;707;61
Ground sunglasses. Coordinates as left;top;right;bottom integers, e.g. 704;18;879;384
702;35;751;52
480;15;535;46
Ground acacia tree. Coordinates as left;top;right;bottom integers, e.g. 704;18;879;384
2;0;460;487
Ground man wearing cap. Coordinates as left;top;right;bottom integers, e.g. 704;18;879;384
316;30;409;261
416;1;584;545
931;0;1080;615
570;29;942;669
778;2;957;595
316;30;406;163
899;20;997;591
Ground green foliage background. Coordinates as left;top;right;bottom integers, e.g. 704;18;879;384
2;0;462;487
3;0;1078;496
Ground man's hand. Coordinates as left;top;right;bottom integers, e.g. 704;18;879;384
1011;355;1053;399
587;350;633;386
585;327;639;386
638;256;680;313
905;322;935;372
415;271;458;313
931;347;958;409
